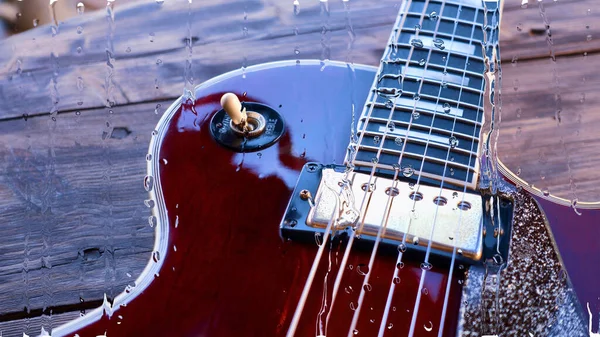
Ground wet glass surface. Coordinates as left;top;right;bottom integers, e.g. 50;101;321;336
0;0;599;336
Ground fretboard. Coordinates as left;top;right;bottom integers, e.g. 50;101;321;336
348;0;501;190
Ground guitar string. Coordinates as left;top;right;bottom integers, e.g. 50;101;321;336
289;0;490;335
437;4;503;336
374;0;482;334
402;2;496;337
320;0;419;333
317;0;438;334
288;2;414;334
342;0;468;335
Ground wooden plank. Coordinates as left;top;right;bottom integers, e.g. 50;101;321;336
0;0;397;119
0;100;164;320
499;50;600;202
501;0;600;61
0;311;81;337
2;0;600;120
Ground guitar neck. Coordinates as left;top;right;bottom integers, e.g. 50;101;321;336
347;0;502;190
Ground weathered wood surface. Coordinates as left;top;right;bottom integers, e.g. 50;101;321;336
0;0;599;335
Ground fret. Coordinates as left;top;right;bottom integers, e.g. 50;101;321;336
359;116;480;145
357;137;478;168
385;46;485;74
357;144;476;172
399;18;484;42
345;0;498;190
379;62;485;94
360;112;481;145
354;160;474;189
365;102;483;129
370;89;484;117
353;156;475;188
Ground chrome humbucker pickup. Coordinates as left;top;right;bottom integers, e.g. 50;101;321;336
307;168;484;260
280;163;505;263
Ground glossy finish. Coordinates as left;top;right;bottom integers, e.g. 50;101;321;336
66;62;462;337
60;61;599;336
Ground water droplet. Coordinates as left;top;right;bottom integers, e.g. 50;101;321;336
152;251;160;262
443;102;451;113
294;48;300;55
543;189;550;196
394;137;403;146
418;59;426;66
33;18;39;27
422;288;429;295
397;261;405;269
587;34;592;42
387;121;396;132
156;59;163;65
420;262;432;270
357;263;369;275
76;46;83;54
155;103;162;114
402;166;414;177
516;23;523;32
371;157;379;164
149;32;155;42
363;283;372;292
429;11;438;21
315;232;323;246
148;215;157;227
449;136;459;148
143;175;154;191
424;321;433;332
125;47;132;53
77;2;85;14
412;111;420;120
344;286;354;294
293;0;300;15
393;276;401;284
433;38;445;50
353;329;359;335
373;136;380;145
410;39;424;48
387;323;393;330
414;24;421;31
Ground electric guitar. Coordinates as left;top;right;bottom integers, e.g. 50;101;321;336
52;0;600;336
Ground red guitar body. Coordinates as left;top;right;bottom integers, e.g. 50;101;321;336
54;61;599;337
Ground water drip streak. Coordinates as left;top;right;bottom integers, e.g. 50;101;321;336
538;0;580;209
102;0;117;318
183;1;195;100
44;1;60;330
343;0;356;63
105;1;116;108
320;0;331;66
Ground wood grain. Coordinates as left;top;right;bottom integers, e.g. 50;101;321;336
0;100;165;333
0;0;599;335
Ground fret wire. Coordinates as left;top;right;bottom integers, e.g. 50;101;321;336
390;42;484;59
359;130;479;158
357;144;477;172
366;100;484;124
398;60;485;80
399;13;484;29
404;2;486;336
377;70;484;95
359;119;480;143
352;160;476;189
